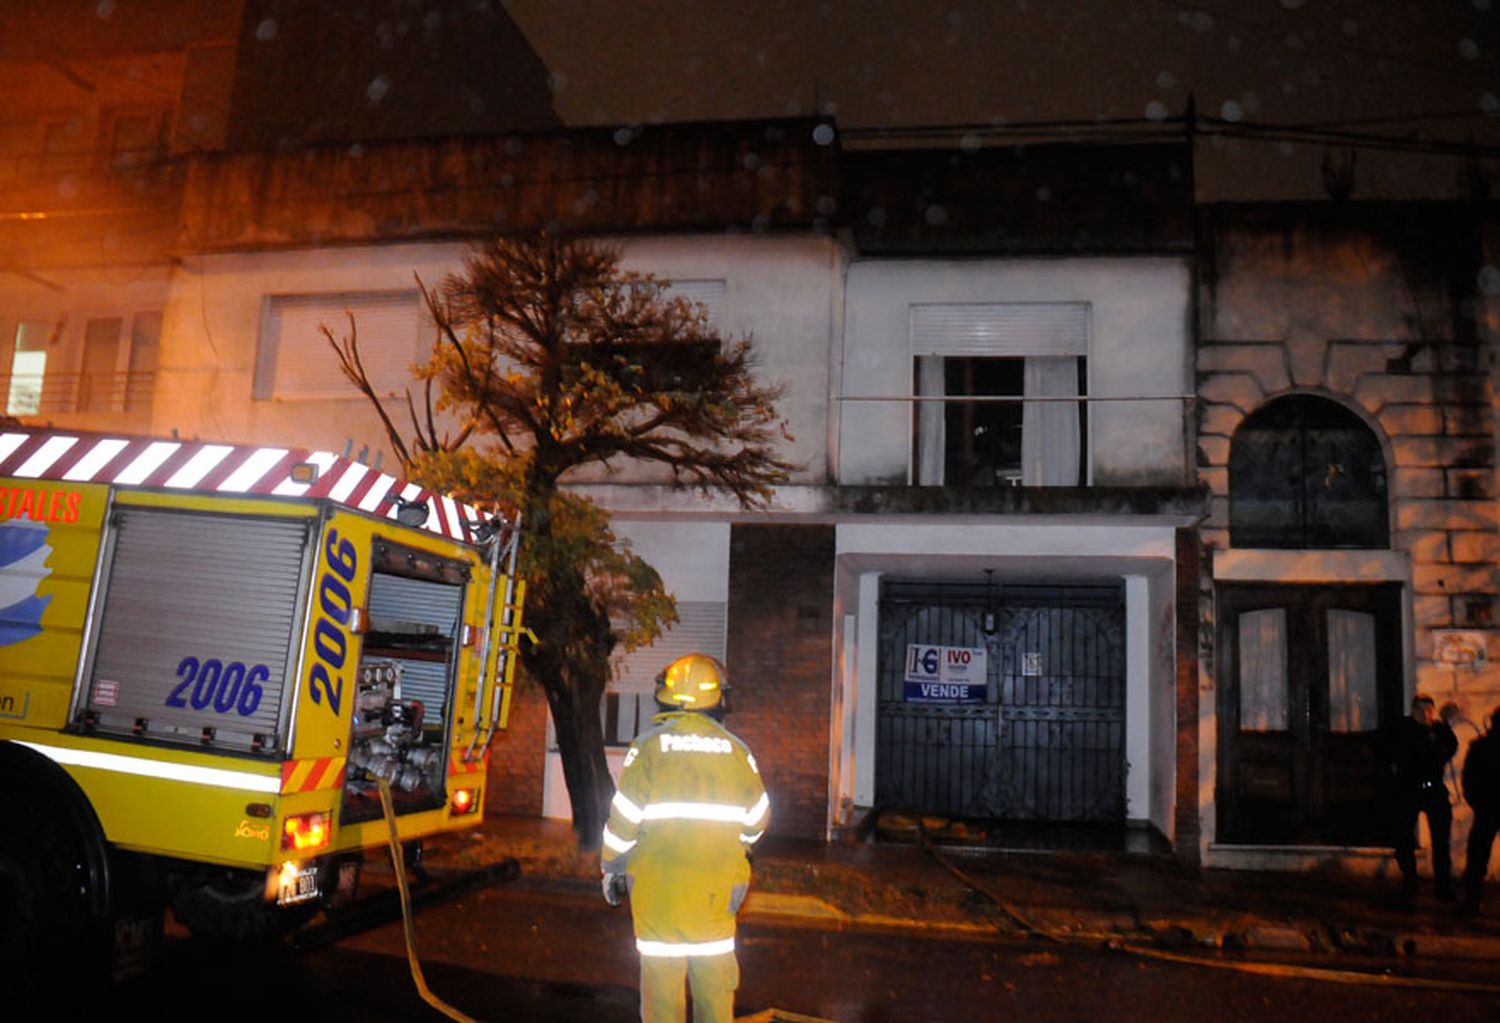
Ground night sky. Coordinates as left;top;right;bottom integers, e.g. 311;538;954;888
503;0;1500;200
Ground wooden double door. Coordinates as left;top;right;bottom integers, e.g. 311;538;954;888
1216;583;1403;845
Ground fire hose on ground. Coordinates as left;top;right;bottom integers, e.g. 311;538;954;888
377;777;482;1023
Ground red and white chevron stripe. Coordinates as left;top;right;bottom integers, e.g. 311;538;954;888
0;428;491;543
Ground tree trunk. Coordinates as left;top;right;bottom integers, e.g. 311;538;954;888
546;676;614;850
521;519;617;849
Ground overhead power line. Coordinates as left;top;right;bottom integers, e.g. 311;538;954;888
843;110;1500;160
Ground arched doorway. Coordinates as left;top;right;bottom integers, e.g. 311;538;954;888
1217;395;1402;845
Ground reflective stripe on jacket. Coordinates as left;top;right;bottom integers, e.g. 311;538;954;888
601;711;769;955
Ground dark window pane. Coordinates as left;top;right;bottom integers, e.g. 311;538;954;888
942;357;1023;486
1229;395;1388;549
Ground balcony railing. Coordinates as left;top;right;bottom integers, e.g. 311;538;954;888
2;372;156;418
838;392;1196;487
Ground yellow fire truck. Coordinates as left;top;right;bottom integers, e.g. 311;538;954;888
0;426;525;985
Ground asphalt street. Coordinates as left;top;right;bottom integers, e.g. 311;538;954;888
61;880;1500;1023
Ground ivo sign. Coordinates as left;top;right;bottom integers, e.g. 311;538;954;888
903;643;988;704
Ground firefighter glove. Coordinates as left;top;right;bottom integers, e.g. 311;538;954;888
602;872;628;907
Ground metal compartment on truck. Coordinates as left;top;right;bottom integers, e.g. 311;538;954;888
78;505;316;755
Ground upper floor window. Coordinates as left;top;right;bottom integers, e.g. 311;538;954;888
911;303;1089;486
1229;395;1388;549
565;278;726;394
5;321;50;416
78;316;123;412
660;279;725;331
104;109;170;174
254;291;421;401
40;117;86;176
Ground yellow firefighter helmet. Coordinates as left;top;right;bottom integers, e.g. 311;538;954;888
655;653;727;711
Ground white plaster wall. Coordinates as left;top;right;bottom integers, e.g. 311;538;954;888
838;257;1192;486
1145;565;1178;841
1125;575;1151;821
155;234;837;481
838;521;1181;564
155;241;465;452
852;570;882;807
613;235;840;485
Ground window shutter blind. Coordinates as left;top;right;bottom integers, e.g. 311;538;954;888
910;302;1089;357
258;291;420;399
610;600;727;693
662;279;726;330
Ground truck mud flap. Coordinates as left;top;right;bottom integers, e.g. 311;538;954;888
288;858;520;953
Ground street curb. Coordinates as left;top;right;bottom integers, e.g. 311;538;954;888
746;897;1500;963
1391;932;1500;961
742;892;845;921
453;853;1500;965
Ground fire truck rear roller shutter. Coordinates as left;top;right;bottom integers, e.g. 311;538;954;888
84;509;313;754
365;571;463;730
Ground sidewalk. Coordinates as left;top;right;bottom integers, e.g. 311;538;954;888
427;813;1500;966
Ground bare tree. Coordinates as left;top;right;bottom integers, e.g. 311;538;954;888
326;231;793;846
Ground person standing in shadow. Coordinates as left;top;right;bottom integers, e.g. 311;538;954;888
1385;693;1459;901
1461;706;1500;916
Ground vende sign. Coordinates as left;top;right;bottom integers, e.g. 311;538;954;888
903;644;988;704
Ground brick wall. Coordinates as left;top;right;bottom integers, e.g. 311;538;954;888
485;676;549;815
1174;526;1202;863
727;524;836;841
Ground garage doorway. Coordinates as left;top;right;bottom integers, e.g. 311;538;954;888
875;580;1125;823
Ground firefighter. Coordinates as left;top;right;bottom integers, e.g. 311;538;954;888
601;653;770;1023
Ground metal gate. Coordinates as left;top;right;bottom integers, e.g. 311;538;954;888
875;580;1125;822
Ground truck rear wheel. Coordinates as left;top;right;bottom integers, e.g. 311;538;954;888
0;743;114;997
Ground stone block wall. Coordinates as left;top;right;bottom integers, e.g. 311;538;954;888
1198;208;1499;703
1195;204;1500;863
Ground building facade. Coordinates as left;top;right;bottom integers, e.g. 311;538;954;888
1194;204;1500;871
4;14;1496;873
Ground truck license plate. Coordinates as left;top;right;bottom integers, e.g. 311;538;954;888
277;864;320;907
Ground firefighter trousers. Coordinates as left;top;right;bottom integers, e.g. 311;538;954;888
639;950;739;1023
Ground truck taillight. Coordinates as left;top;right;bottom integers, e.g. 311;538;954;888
449;787;479;815
282;811;331;852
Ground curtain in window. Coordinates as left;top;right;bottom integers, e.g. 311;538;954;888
79;317;122;413
1022;356;1080;486
1238;607;1288;731
909;303;1088;487
1326;609;1377;733
915;355;946;485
